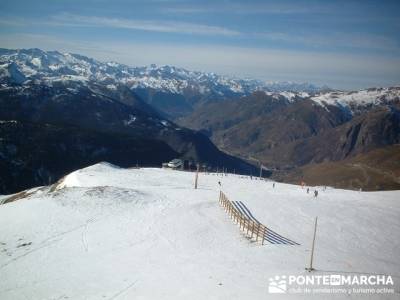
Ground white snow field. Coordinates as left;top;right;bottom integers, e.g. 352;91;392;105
0;163;399;299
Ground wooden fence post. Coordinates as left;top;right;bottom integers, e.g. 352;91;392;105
256;223;260;242
217;191;270;246
262;227;266;245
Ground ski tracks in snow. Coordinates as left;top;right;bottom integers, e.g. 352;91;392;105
0;215;102;270
81;216;96;253
107;280;138;300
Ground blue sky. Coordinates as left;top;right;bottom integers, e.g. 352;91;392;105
0;0;399;89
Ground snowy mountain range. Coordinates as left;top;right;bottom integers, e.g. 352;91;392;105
310;87;400;111
0;47;399;192
1;48;399;118
261;86;400;115
0;48;324;96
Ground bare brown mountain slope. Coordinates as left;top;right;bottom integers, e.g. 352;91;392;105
178;91;400;190
179;92;400;168
280;144;400;191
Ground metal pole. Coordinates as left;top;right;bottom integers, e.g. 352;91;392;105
259;164;262;179
306;216;318;272
194;164;199;189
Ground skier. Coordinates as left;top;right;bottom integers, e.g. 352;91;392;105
273;182;275;188
314;190;318;198
307;187;310;194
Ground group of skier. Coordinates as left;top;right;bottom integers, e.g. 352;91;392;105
214;172;324;198
301;181;325;197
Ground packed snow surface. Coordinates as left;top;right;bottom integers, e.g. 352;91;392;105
0;163;399;299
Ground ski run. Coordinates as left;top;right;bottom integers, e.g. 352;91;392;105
0;162;399;299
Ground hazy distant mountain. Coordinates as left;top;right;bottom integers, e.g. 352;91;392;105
0;48;326;118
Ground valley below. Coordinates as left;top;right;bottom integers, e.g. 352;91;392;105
178;90;400;190
1;1;399;299
0;48;399;194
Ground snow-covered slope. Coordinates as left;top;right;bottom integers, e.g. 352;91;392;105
263;90;311;102
0;163;399;299
261;87;400;110
311;87;400;111
0;48;323;96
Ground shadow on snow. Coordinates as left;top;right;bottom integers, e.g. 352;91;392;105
232;201;299;245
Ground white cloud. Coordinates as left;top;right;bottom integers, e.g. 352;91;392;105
163;3;320;15
48;13;241;36
2;14;398;54
255;32;400;52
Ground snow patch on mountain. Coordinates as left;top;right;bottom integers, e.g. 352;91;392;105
0;48;325;97
264;91;310;102
0;62;27;84
311;87;400;110
123;115;137;126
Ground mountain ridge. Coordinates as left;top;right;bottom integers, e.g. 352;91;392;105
0;54;257;194
0;48;325;94
178;90;400;189
0;48;327;118
1;48;399;191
